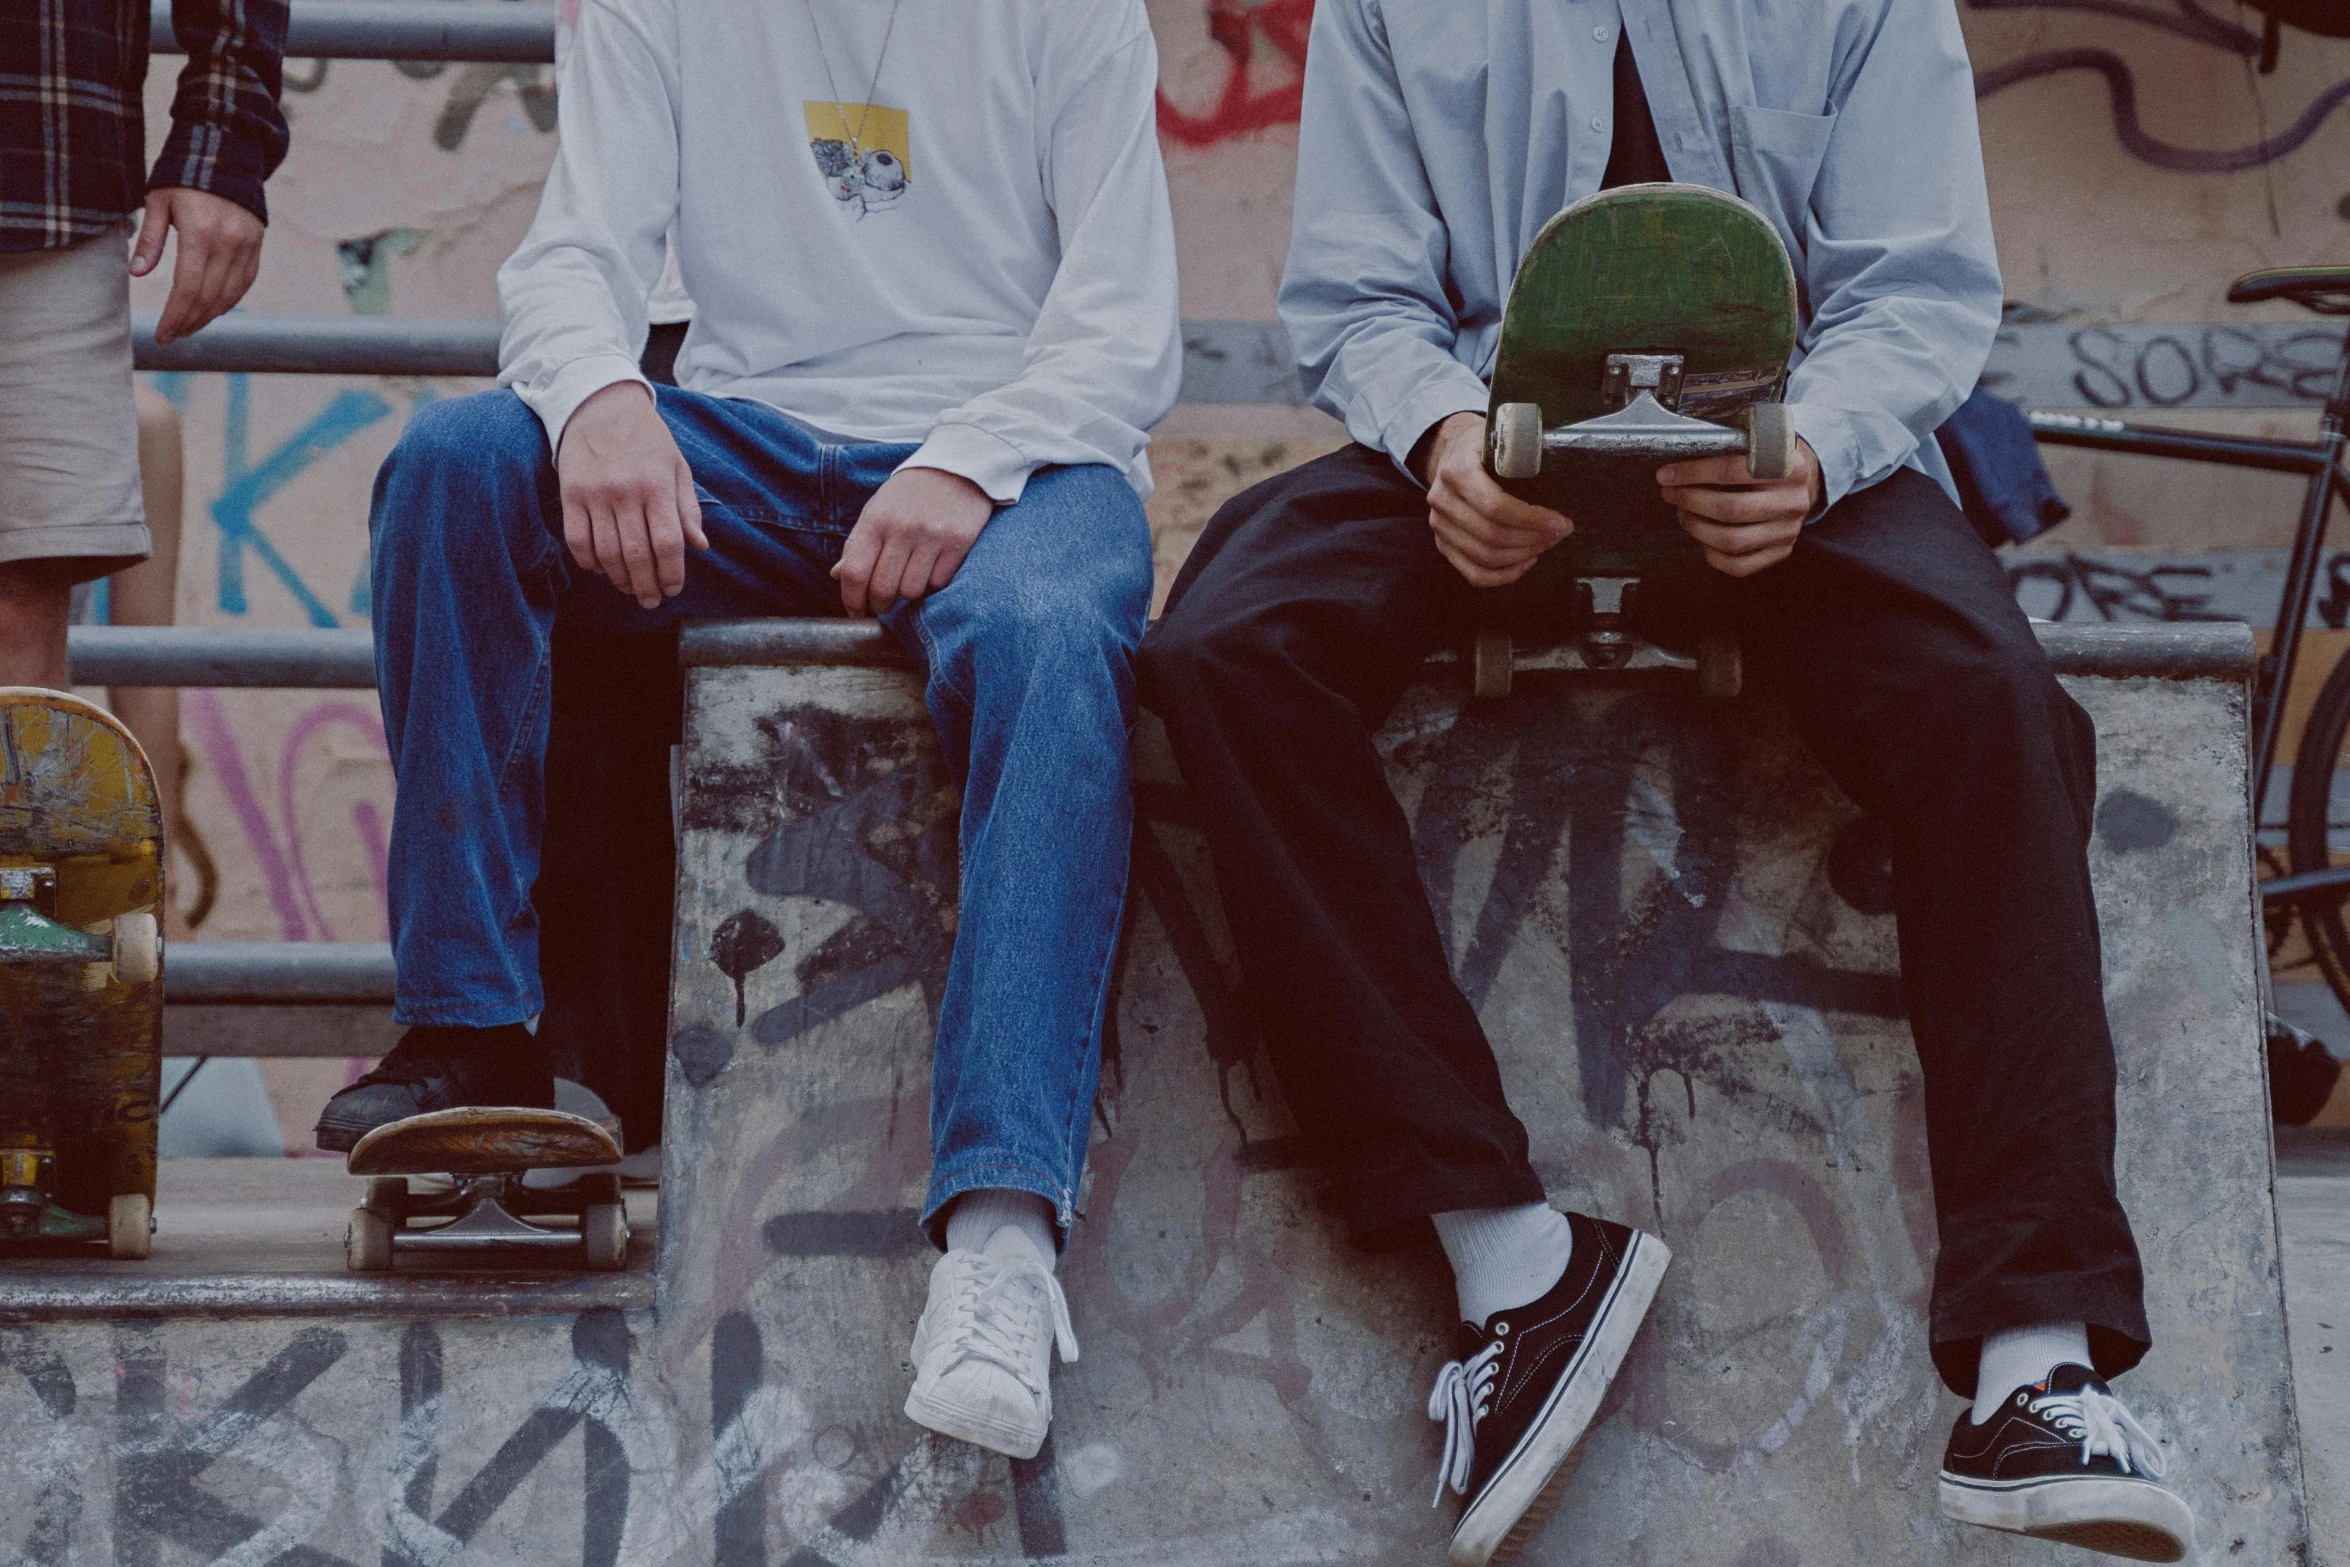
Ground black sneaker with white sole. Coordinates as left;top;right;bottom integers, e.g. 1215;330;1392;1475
1426;1212;1670;1567
313;1024;553;1152
1940;1363;2195;1563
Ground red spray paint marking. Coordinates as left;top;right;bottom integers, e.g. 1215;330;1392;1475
1156;0;1314;148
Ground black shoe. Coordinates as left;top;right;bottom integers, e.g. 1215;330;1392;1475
1427;1212;1671;1567
312;1025;553;1152
1940;1363;2196;1562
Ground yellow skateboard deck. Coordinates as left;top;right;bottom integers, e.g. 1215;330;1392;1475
0;688;165;1258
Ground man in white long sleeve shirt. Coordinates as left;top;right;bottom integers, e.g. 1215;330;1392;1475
1140;2;2195;1562
326;0;1181;1463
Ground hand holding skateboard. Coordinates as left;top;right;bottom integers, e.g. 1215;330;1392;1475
1657;441;1822;579
1419;412;1571;588
1467;182;1802;698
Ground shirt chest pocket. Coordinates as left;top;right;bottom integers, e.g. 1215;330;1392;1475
1728;104;1836;224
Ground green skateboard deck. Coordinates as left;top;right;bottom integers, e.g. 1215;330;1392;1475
0;689;165;1259
1477;183;1798;693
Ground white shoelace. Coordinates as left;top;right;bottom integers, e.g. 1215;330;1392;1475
1426;1340;1505;1505
934;1253;1079;1395
2031;1384;2167;1478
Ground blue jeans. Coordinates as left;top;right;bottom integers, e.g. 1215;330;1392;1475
369;386;1152;1237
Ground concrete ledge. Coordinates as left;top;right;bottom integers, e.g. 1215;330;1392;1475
678;614;2262;682
0;1271;651;1321
0;1162;655;1321
2033;620;2256;679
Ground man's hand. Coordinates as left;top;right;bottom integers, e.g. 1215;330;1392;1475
1659;439;1824;578
1417;411;1571;587
833;468;994;616
556;382;709;608
132;188;265;346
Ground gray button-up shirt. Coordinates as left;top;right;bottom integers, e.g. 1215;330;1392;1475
1279;0;2001;512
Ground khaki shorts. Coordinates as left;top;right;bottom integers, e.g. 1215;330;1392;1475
0;224;150;580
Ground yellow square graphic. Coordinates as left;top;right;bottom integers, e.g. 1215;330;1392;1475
802;101;912;179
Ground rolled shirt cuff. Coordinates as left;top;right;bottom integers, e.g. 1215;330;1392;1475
1788;401;1864;520
1371;364;1491;483
150;132;276;229
901;422;1034;506
523;355;656;457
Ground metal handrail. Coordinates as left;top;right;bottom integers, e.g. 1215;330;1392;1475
135;314;499;378
68;626;377;688
130;3;547;1017
167;942;396;1005
149;1;557;63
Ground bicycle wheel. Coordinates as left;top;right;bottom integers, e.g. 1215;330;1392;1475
2285;646;2350;1011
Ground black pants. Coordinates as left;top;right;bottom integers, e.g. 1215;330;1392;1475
1137;445;2150;1395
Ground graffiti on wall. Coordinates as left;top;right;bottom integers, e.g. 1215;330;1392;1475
1967;0;2350;177
1156;0;1313;147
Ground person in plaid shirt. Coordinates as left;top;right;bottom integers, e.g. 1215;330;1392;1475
0;0;287;689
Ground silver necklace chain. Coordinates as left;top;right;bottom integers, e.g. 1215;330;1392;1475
803;0;906;162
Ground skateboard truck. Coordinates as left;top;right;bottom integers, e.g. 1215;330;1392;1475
344;1107;631;1272
1469;579;1740;701
0;1142;147;1252
0;867;162;984
1490;354;1796;482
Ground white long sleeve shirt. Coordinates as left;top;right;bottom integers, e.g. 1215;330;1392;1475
500;0;1182;502
1280;0;2002;511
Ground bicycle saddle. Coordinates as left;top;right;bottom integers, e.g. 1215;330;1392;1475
2227;266;2350;315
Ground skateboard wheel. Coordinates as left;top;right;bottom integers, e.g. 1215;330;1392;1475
1491;402;1543;480
112;912;161;986
107;1193;152;1260
582;1203;630;1270
1698;632;1744;699
346;1207;394;1271
1745;402;1796;481
1471;626;1514;700
363;1176;408;1214
575;1172;624;1206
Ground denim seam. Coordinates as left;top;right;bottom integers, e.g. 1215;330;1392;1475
914;611;976;712
482;636;554;1016
1047;811;1131;1230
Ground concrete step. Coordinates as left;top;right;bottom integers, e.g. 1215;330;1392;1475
0;621;2306;1564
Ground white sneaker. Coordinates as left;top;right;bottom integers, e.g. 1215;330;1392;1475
903;1228;1078;1459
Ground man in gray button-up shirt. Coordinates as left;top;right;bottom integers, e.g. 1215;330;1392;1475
1280;0;1999;521
1140;3;2196;1562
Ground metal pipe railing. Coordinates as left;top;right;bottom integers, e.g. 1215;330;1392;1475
69;625;377;688
166;942;397;1005
134;314;499;378
129;3;539;1024
150;1;557;63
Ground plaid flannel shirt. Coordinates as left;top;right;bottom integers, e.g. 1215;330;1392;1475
0;0;288;253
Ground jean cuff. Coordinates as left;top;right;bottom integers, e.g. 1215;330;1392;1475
922;1160;1077;1252
391;993;542;1030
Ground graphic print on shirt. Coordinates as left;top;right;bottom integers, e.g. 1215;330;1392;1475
803;102;911;215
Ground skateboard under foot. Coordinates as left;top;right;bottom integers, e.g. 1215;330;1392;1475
0;689;165;1260
344;1106;630;1271
1476;182;1799;699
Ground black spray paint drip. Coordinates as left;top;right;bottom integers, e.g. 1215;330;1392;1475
710;909;785;1027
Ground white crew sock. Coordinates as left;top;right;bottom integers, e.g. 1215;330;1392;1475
1431;1203;1575;1326
1973;1320;2093;1423
945;1188;1058;1270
